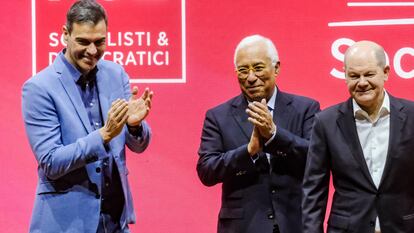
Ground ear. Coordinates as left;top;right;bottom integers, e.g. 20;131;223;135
344;66;348;83
383;65;390;81
274;61;280;76
62;25;69;44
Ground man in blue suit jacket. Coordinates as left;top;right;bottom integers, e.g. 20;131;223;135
22;1;153;232
302;41;414;233
197;35;320;233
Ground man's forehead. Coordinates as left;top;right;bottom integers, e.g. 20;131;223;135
346;62;380;72
346;52;378;65
71;20;107;30
70;23;107;38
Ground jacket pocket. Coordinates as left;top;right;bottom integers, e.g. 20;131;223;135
219;208;244;219
403;213;414;221
328;213;350;230
404;213;414;232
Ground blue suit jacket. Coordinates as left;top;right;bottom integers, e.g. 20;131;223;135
197;90;320;233
22;54;151;233
302;95;414;233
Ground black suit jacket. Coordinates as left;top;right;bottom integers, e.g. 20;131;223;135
302;95;414;233
197;89;320;233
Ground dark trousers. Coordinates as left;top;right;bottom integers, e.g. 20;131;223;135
97;213;129;233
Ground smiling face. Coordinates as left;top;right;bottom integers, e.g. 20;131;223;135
235;41;279;102
63;20;107;74
345;43;389;113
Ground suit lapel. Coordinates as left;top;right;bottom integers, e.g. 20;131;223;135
231;94;252;140
337;99;376;188
55;56;93;133
379;96;406;188
272;90;292;128
96;66;111;124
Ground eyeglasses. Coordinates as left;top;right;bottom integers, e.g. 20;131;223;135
236;64;267;80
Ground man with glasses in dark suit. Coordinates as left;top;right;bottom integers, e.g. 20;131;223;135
197;34;320;233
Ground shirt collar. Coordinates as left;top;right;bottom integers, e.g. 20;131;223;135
353;90;390;122
246;86;277;111
267;87;277;111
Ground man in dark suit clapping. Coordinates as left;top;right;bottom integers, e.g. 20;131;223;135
197;34;320;233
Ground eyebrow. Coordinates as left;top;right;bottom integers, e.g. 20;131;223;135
75;37;106;43
237;62;266;67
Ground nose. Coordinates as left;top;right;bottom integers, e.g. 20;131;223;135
359;76;369;84
246;70;257;82
356;76;369;87
86;43;97;55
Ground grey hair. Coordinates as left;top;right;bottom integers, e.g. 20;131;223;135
234;35;279;67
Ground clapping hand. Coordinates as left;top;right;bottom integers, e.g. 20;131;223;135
100;99;129;143
246;98;276;140
127;86;154;127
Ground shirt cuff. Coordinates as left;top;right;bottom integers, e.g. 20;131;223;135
264;128;277;146
127;123;143;138
251;154;260;163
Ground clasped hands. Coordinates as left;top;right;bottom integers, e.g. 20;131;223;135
100;86;153;143
246;99;276;156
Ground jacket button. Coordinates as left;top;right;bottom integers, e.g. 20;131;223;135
271;189;276;194
268;214;274;219
96;167;101;173
369;221;375;227
95;194;100;199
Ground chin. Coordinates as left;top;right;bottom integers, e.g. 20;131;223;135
80;64;96;72
355;93;375;101
249;95;265;102
355;97;375;106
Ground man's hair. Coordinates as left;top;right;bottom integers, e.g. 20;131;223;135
344;40;387;69
373;47;387;68
66;0;107;33
234;35;279;67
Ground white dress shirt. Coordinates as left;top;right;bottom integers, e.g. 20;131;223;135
353;91;390;232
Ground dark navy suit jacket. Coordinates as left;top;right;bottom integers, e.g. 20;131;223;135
302;95;414;233
197;89;320;233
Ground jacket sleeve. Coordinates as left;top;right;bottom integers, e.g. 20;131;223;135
196;110;256;186
263;100;320;159
22;80;108;180
125;121;151;153
120;67;152;153
302;113;331;233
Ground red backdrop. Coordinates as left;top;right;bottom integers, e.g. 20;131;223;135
1;0;413;232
